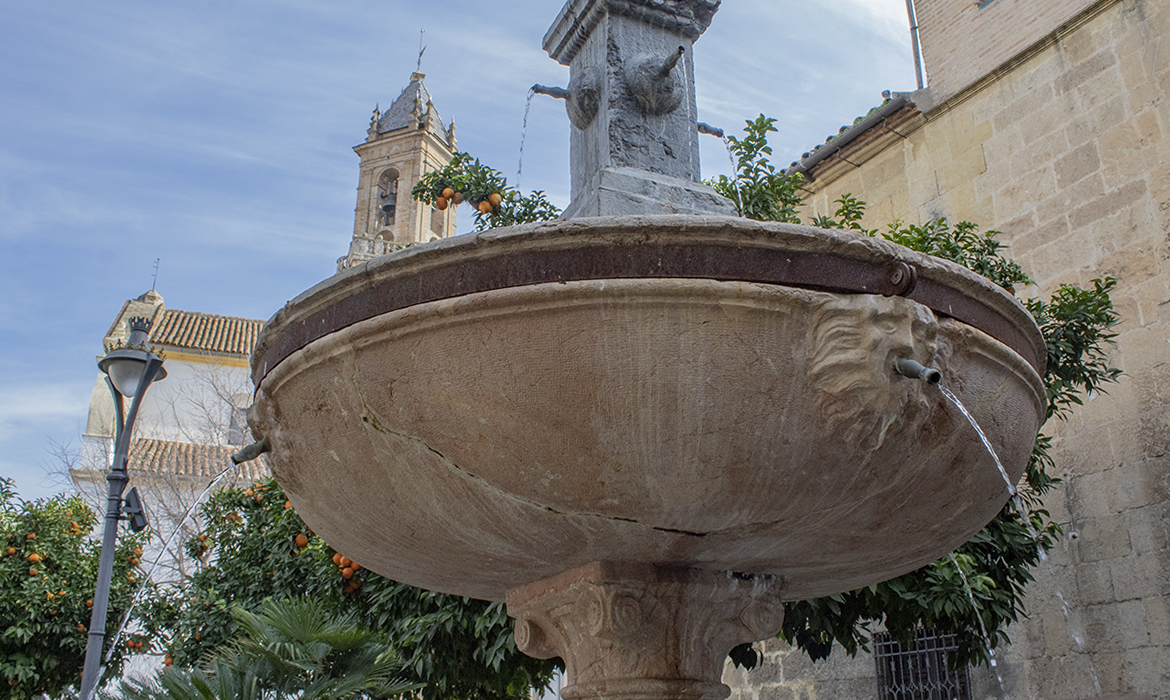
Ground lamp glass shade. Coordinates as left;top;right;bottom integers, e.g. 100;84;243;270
106;356;149;397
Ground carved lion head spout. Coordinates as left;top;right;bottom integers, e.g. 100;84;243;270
808;294;939;456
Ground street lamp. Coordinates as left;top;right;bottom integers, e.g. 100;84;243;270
81;317;166;700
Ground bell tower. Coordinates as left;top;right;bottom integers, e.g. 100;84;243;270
340;72;458;272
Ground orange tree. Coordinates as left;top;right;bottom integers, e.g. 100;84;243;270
159;478;556;700
0;477;158;699
412;152;560;231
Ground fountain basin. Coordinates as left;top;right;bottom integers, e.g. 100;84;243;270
249;215;1045;602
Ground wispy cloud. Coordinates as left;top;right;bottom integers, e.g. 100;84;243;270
0;384;91;442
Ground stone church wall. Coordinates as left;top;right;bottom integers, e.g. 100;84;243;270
914;0;1101;103
725;0;1169;697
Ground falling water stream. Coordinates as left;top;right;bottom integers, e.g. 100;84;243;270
516;88;536;190
938;386;1015;496
949;552;1007;698
939;384;1103;695
720;136;742;213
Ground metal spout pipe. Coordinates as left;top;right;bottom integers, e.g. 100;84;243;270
531;84;569;100
893;357;941;384
658;46;685;77
232;437;271;464
697;122;724;138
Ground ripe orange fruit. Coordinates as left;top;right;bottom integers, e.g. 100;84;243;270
351;562;362;572
339;556;352;568
25;533;35;540
195;632;201;641
198;534;208;542
165;656;173;667
435;196;449;210
46;592;55;600
134;547;142;556
294;534;309;548
285;500;292;509
442;187;455;200
453;192;464;204
4;547;14;555
341;567;354;579
77;624;86;633
86;599;93;607
28;568;37;576
49;610;57;616
489;192;503;206
478;201;493;214
28;553;39;563
332;552;342;565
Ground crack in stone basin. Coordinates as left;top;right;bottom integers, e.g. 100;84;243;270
251;257;1044;601
357;401;713;538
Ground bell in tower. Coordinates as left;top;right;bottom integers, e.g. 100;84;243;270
339;71;458;272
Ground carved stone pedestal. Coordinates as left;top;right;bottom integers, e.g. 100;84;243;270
506;562;785;700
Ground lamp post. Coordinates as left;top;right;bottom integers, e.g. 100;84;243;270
80;317;166;700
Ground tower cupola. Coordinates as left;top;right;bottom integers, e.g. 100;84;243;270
340;72;458;272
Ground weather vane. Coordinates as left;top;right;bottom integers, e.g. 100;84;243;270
151;258;160;291
417;29;426;72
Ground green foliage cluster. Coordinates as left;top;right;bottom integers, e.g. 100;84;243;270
120;597;417;700
715;117;1121;670
707;115;803;223
160;477;556;700
1026;277;1123;422
0;478;154;699
412;152;560;232
812;194;1030;293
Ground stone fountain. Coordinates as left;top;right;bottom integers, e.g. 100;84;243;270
248;2;1046;700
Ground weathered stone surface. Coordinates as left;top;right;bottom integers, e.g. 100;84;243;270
542;0;733;216
507;562;784;700
250;216;1045;603
562;167;734;218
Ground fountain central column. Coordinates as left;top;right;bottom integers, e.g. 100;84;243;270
507;562;785;700
543;0;735;218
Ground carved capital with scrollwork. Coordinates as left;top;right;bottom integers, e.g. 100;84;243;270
507;562;785;700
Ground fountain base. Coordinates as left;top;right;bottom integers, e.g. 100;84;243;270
506;562;785;700
561;167;736;218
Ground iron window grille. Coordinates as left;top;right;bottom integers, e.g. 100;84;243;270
873;628;971;700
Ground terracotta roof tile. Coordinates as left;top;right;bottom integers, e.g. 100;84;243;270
150;310;264;356
129;438;269;482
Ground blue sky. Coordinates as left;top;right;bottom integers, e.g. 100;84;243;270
0;0;916;500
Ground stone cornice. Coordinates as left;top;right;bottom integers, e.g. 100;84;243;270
544;0;720;65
